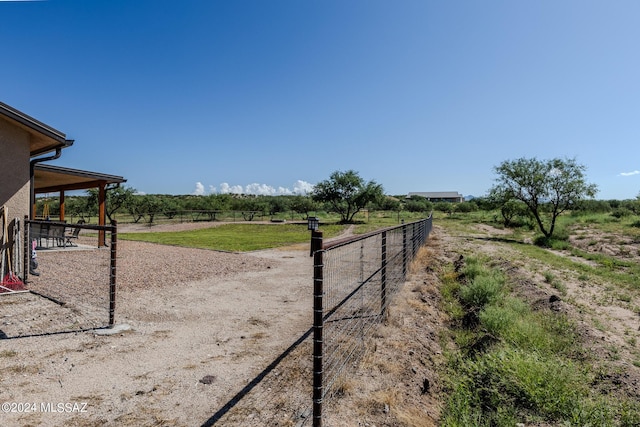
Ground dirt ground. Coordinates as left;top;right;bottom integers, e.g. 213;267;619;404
1;221;639;426
1;221;316;426
320;221;640;426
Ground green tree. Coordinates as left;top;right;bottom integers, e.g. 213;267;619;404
500;199;530;227
87;185;136;222
490;157;598;238
375;196;402;212
289;196;318;219
453;201;478;213
404;195;432;213
126;195;145;223
161;196;181;220
140;195;165;224
267;196;290;216
200;194;232;220
65;196;89;221
312;170;384;223
434;201;453;216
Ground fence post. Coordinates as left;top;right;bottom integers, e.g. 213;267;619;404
109;221;117;327
402;223;407;278
312;233;324;427
412;222;417;257
381;231;387;317
311;229;322;256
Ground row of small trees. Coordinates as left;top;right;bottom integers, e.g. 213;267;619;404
37;191;323;224
35;160;640;240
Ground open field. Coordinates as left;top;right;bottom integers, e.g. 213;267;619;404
1;214;640;426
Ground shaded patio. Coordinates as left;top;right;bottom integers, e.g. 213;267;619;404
33;163;126;247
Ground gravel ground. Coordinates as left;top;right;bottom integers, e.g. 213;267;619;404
0;222;314;426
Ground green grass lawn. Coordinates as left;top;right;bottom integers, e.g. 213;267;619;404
119;223;347;252
117;213;430;252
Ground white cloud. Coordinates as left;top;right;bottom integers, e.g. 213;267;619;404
292;180;314;195
619;170;640;177
246;183;276;196
193;182;206;196
219;183;244;194
204;180;315;196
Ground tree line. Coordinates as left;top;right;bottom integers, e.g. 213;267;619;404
34;163;640;241
34;185;468;224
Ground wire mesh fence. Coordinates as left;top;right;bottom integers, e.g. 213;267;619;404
0;219;116;338
313;216;432;425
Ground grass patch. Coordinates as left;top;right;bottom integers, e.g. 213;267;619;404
120;223;346;251
513;243;640;293
439;257;639;426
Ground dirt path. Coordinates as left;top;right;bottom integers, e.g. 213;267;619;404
0;222;360;426
0;243;313;426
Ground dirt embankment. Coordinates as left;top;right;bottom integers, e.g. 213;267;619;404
323;222;640;425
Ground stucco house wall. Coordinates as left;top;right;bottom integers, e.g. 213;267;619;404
0;116;31;222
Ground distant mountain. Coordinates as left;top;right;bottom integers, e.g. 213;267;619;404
465;195;476;201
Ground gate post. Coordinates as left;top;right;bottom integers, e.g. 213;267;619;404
381;231;387;317
109;221;117;327
312;233;324;427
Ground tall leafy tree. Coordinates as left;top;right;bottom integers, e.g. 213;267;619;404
490;157;597;238
290;195;318;219
87;185;136;222
312;170;384;223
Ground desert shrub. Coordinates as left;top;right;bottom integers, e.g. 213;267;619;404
500;199;530;227
455;201;478;213
611;208;633;219
459;274;505;309
571;199;612;214
460;256;487;281
479;305;517;337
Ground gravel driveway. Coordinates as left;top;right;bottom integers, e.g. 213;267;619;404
0;224;315;426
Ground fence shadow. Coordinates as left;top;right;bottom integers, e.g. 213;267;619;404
200;326;313;426
0;326;107;340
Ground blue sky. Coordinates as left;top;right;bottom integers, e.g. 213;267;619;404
2;0;640;199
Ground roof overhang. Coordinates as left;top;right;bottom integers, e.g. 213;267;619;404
0;101;70;156
34;164;127;194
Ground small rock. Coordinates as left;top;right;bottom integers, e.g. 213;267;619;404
199;375;216;385
421;378;430;394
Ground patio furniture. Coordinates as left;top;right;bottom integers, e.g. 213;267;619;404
47;224;66;247
64;220;85;247
31;222;69;248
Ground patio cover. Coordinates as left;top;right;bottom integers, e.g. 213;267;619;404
34;164;126;194
33;164;126;247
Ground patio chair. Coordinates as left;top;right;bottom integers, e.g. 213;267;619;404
48;224;66;247
30;223;47;247
64;220;84;247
